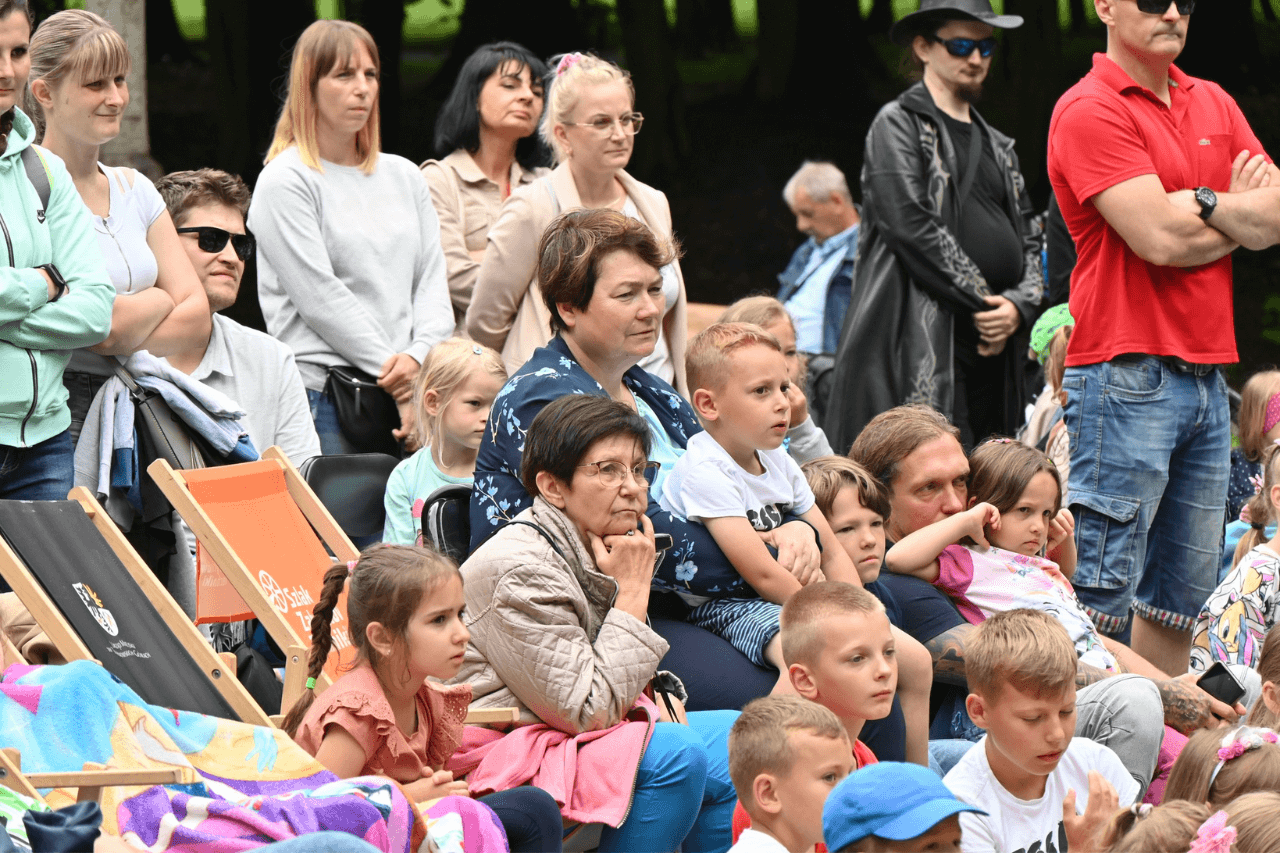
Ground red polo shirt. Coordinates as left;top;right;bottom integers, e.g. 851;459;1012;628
1047;54;1269;367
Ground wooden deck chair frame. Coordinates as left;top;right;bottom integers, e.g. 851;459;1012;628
151;448;518;729
0;490;272;727
0;748;184;806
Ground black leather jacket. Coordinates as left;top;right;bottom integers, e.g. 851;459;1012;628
824;82;1044;451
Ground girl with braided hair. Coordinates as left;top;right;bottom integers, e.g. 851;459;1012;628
283;545;563;852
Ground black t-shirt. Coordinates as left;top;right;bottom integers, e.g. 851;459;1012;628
941;114;1025;364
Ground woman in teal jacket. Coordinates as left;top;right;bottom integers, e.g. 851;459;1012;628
0;0;113;500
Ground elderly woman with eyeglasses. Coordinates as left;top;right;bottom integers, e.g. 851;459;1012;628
456;392;737;853
465;52;689;394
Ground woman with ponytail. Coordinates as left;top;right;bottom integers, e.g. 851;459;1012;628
283;545;563;853
1191;445;1280;671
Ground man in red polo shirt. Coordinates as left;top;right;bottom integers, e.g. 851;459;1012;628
1047;0;1280;676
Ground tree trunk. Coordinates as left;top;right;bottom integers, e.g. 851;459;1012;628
1067;0;1089;32
754;0;798;103
615;0;687;180
787;0;873;108
675;0;737;56
866;0;895;34
346;0;406;152
1004;0;1063;206
87;0;161;176
1262;0;1277;23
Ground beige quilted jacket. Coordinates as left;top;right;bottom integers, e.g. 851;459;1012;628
452;499;669;734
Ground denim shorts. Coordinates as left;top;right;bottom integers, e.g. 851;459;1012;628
1062;355;1229;635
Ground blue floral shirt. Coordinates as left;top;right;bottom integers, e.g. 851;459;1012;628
469;335;754;600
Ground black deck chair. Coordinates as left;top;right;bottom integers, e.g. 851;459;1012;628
0;495;270;726
302;452;400;540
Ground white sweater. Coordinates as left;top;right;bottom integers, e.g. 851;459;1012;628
250;147;452;391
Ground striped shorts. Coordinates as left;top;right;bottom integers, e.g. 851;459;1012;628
688;597;783;668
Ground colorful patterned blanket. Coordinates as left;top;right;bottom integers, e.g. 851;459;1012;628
0;661;502;852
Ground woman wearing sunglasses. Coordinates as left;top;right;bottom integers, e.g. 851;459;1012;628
465;52;689;395
250;20;452;455
422;41;550;327
28;10;210;444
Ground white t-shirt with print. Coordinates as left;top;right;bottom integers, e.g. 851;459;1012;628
944;735;1138;853
660;431;815;532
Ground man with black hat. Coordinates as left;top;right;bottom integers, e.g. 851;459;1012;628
824;0;1044;453
1047;0;1280;676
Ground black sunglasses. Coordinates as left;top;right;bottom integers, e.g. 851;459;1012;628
931;34;998;58
176;226;255;261
1134;0;1194;13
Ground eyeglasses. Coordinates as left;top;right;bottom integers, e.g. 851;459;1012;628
563;112;644;135
1133;0;1194;13
930;34;998;58
576;459;661;488
176;226;255;261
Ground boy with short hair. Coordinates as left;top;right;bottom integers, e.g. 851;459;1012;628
728;695;855;853
660;322;857;679
822;762;986;853
943;609;1137;853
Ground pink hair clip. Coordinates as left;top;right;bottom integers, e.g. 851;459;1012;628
983;437;1017;445
347;560;357;577
556;53;582;76
1188;811;1237;853
1208;726;1278;787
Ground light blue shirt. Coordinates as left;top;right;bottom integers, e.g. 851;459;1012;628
635;394;683;497
782;222;858;353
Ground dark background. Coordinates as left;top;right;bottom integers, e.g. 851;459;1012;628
42;0;1280;383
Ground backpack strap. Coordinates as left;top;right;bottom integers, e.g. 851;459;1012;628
21;146;51;222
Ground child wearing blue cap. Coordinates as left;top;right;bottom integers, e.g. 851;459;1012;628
823;762;985;852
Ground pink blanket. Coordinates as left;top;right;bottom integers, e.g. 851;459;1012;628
449;698;659;827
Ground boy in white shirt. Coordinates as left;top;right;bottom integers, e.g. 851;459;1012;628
660;322;857;685
728;695;855;853
943;609;1137;853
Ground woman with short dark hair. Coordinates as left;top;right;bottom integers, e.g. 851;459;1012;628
458;393;737;853
470;209;823;712
422;42;549;324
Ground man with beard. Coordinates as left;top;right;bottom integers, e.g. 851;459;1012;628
1047;0;1280;675
824;0;1044;453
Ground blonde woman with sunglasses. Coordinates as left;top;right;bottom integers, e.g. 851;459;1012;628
465;53;689;395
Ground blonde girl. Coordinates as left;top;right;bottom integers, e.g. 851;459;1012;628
250;20;452;455
382;339;506;544
1229;370;1280;521
885;439;1121;672
1100;800;1211;853
283;545;562;852
28;10;209;442
1191;445;1280;670
1246;623;1280;727
718;295;832;462
1163;725;1280;809
1222;791;1280;853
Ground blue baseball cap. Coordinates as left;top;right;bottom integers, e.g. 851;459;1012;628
823;763;986;851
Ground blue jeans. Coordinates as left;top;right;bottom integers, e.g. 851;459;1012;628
0;429;74;501
1062;356;1229;635
599;710;738;853
480;787;564;852
306;388;359;456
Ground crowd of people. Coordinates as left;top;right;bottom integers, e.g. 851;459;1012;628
2;0;1280;850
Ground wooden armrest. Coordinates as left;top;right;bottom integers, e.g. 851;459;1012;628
24;767;185;789
464;707;520;725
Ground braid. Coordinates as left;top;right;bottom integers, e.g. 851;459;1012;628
281;561;349;736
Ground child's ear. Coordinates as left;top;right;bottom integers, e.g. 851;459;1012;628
789;662;819;701
1263;680;1280;715
965;693;990;730
423;389;442;418
365;621;396;659
534;470;569;509
752;772;784;816
691;387;719;422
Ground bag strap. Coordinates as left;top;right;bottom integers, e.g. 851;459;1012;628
956;120;983;208
505;519;571;566
21;146;51;221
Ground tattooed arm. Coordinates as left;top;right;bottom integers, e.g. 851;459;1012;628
1156;673;1246;735
922;623;977;688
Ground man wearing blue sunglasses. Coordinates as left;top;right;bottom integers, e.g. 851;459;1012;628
1048;0;1280;677
825;0;1042;454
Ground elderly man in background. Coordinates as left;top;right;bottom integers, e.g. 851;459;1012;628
776;161;860;355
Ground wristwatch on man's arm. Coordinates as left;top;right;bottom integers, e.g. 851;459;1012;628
1194;186;1218;222
36;263;68;301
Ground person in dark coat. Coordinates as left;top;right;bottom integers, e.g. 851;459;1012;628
824;0;1044;453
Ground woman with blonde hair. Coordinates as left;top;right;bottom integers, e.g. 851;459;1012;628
465;52;689;393
28;9;209;443
249;19;452;456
